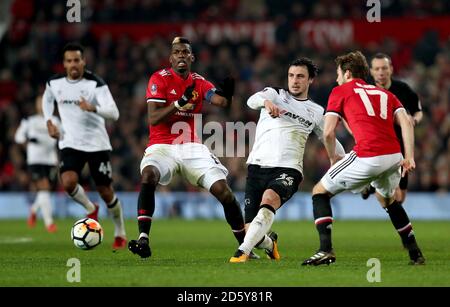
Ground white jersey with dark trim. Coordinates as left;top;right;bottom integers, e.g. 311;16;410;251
14;114;59;166
42;71;119;152
246;87;345;174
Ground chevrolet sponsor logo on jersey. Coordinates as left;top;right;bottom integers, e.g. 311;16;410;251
279;110;313;127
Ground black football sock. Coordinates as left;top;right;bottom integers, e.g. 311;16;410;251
221;196;245;244
137;183;156;239
385;201;417;249
312;194;333;252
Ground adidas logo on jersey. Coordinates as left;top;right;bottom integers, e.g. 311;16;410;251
170;89;177;95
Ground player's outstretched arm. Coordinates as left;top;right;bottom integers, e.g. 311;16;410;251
247;87;278;110
212;77;235;108
314;116;345;162
395;108;415;176
322;114;342;165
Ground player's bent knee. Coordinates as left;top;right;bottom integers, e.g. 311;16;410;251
395;189;406;204
141;166;160;186
210;180;233;203
97;185;114;202
312;182;327;195
61;173;78;193
261;189;280;207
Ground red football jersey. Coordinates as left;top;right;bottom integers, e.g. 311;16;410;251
145;68;215;146
326;79;404;157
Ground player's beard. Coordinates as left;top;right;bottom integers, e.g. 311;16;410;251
289;89;304;99
68;68;82;80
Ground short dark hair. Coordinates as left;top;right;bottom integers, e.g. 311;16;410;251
171;36;192;52
371;52;392;66
172;36;191;45
62;42;84;58
289;57;318;79
335;50;369;80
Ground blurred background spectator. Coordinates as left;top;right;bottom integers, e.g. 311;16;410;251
0;0;449;193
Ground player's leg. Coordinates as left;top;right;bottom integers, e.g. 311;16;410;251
361;183;376;199
301;181;337;266
209;179;246;246
60;148;97;216
27;166;40;227
230;189;279;263
242;165;265;259
34;170;56;232
373;169;424;265
231;167;302;262
128;165;160;257
303;152;362;266
89;151;127;249
394;173;408;205
129;145;177;258
183;144;246;247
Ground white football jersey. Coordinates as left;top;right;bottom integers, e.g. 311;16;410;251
14;114;59;166
247;87;345;174
42;71;119;152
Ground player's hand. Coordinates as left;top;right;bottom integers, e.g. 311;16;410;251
176;82;196;109
400;158;416;177
330;155;344;166
264;100;280;118
79;97;96;112
178;102;195;111
215;76;235;103
46;120;60;139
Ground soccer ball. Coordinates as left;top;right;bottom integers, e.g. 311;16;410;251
71;218;103;250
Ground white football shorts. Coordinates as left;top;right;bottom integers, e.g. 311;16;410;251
321;151;403;198
140;143;228;191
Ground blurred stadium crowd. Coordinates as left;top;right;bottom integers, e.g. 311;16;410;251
0;0;449;193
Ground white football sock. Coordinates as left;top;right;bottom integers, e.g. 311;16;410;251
38;191;54;227
107;196;126;237
69;184;96;213
256;234;273;251
139;233;149;240
30;193;41;214
239;207;275;255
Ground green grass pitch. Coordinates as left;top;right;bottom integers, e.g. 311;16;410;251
0;219;449;286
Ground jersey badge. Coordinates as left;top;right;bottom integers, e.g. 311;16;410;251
150;84;157;95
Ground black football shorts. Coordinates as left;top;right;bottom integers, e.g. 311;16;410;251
59;148;113;186
244;164;302;223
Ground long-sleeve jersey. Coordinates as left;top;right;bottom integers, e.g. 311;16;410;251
42;70;119;152
247;87;345;175
14;114;59;165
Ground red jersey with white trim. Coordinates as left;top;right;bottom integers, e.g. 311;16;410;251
145;68;215;146
326;79;404;157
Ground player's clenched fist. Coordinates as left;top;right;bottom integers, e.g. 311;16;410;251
175;82;196;110
46;120;60;139
264;100;280;118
